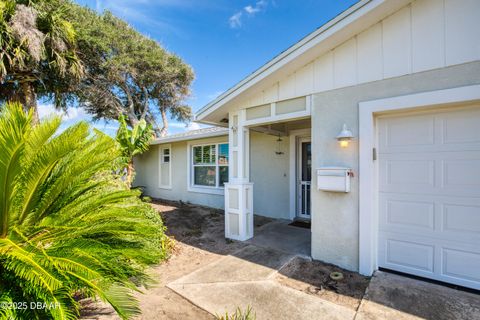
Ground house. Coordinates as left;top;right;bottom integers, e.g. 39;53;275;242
134;0;480;291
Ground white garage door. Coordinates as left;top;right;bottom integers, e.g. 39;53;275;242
378;104;480;290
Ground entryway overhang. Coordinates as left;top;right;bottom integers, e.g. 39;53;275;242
224;100;311;241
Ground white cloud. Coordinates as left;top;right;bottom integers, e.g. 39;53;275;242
186;122;201;131
169;121;203;132
95;0;180;36
168;122;189;129
229;11;243;28
229;0;269;29
38;104;89;121
246;0;268;16
244;5;259;15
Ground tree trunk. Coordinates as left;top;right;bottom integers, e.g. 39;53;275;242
21;82;39;124
126;160;135;188
145;113;160;137
159;108;168;137
126;115;139;128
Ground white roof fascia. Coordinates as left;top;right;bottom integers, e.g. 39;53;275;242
150;129;228;145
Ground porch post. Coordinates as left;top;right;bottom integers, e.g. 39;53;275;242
224;110;254;241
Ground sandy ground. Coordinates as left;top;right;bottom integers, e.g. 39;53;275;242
80;199;368;319
80;200;248;319
276;257;370;310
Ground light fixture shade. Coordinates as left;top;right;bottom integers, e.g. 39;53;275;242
336;124;354;141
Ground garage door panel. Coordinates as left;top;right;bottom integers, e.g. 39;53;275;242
442;159;480;188
379;154;480;197
380;198;435;230
381;238;435;273
380;195;480;243
377;105;480;290
379;105;480;154
380;143;480;154
379;114;435;149
442;203;480;235
381;159;434;187
441;106;480;144
442;248;480;283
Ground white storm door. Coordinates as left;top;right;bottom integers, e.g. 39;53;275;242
297;138;311;219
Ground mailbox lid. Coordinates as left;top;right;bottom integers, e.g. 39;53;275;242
316;167;352;192
316;167;352;176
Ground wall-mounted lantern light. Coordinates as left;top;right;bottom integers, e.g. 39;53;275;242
275;135;284;155
336;124;354;148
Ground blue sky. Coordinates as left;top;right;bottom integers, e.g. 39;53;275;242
40;0;358;135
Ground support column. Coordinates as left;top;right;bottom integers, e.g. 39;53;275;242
224;110;254;241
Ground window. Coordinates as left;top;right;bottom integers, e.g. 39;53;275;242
191;143;228;188
162;148;170;163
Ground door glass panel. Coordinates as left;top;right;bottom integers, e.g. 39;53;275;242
299;141;311;218
302;142;311;181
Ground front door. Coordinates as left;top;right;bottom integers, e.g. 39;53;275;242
297;138;311;219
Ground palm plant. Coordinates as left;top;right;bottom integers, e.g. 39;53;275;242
0;0;83;122
0;102;167;319
116;115;154;187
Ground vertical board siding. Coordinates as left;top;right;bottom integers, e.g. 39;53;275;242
357;23;383;83
445;0;480;66
279;72;296;100
382;5;412;78
246;0;479;109
295;62;314;96
411;0;445;72
313;51;334;93
333;38;357;88
263;83;279;104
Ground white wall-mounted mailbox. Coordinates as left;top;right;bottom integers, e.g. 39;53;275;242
316;167;352;192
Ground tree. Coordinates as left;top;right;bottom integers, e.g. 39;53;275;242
0;102;167;319
0;0;83;122
66;6;194;136
116;115;154;187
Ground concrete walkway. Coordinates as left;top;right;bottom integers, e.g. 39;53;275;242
247;219;311;257
357;271;480;320
168;245;355;320
168;244;480;320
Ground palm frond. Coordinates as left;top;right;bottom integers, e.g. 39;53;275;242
0;102;168;319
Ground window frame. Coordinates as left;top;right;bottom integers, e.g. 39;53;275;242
162;147;170;164
187;141;228;195
158;144;172;189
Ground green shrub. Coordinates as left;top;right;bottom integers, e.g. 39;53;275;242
216;306;256;320
0;103;168;319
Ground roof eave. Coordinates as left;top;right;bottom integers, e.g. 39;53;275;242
150;130;228;145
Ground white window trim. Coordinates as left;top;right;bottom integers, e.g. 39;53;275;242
358;84;480;277
158;144;172;189
187;141;228;195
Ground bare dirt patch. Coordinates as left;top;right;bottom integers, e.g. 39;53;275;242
82;199;369;319
152;199;250;255
275;256;370;311
81;199;250;320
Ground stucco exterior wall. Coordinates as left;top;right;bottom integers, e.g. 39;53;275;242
311;61;480;272
134;135;228;209
250;131;290;219
134;131;292;219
